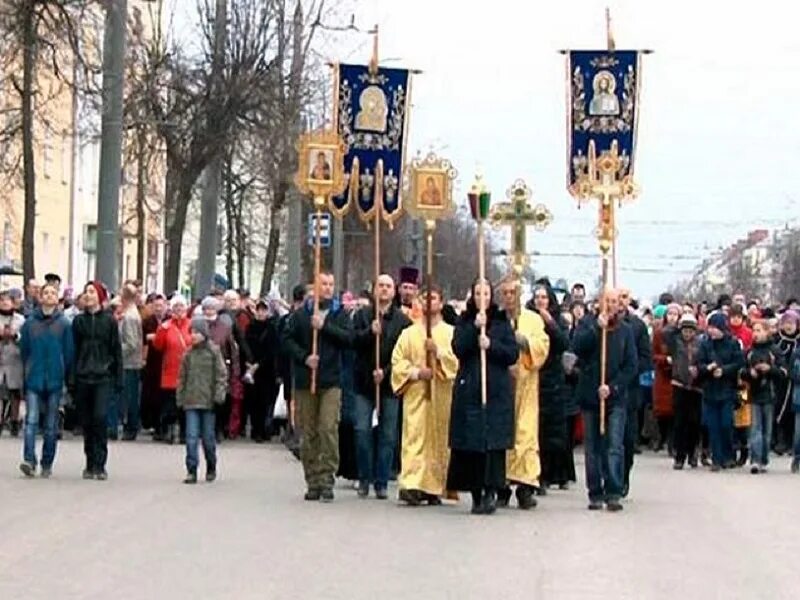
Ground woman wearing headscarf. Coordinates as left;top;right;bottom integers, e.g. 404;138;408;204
526;278;575;491
447;279;518;515
652;303;681;454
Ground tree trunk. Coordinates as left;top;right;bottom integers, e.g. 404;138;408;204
260;197;284;296
21;2;36;282
135;126;147;284
163;174;193;293
223;160;234;286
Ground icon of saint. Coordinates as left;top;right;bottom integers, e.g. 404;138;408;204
355;85;388;132
419;176;442;207
589;71;620;116
309;151;331;181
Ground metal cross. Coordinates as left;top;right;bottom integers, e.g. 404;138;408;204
490;179;553;271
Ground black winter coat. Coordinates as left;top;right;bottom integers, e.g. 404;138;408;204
282;300;352;391
741;341;784;405
352;304;411;398
622;312;653;388
72;308;123;387
572;316;638;411
696;334;745;405
246;317;279;387
449;306;519;452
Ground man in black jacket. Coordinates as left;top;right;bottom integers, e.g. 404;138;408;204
352;274;411;499
573;288;638;511
71;282;123;481
282;272;352;502
619;288;653;497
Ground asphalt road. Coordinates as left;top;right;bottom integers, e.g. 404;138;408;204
0;436;797;600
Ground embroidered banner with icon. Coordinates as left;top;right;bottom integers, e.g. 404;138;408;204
334;63;411;225
567;50;641;190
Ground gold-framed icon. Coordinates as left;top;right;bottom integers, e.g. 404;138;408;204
294;128;347;202
405;152;457;221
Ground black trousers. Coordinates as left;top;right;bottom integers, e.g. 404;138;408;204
77;381;111;472
673;386;702;463
244;381;277;440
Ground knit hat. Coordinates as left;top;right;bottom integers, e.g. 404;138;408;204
87;281;108;306
190;316;209;340
707;312;728;333
169;294;187;309
653;305;667;319
679;314;698;330
201;295;221;312
779;309;799;326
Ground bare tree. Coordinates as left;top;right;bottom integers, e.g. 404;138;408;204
0;0;95;280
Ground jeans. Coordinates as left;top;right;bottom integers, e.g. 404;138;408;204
23;390;62;468
582;404;626;503
623;392;638;492
354;393;400;490
122;369;141;436
793;412;800;460
76;381;111;472
185;409;217;473
297;387;341;491
703;400;734;467
749;404;773;466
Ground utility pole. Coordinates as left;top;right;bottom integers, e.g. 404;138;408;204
95;0;128;289
194;0;227;296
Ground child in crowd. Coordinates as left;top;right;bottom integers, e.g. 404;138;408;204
741;321;784;474
176;317;228;484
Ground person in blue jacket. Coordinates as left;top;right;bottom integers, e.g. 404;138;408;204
19;282;74;478
696;312;745;471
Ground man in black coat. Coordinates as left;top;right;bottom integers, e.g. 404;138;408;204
351;274;411;499
573;288;637;511
619;288;653;497
282;273;352;502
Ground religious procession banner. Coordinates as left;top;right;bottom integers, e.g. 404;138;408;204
566;50;642;195
333;64;412;226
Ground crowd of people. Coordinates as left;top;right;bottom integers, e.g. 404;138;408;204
3;268;799;514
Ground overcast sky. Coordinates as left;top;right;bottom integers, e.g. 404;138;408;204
172;0;800;299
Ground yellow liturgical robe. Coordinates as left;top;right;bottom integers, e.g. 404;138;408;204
506;309;550;486
391;321;458;496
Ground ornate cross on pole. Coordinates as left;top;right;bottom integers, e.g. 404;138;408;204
490;179;553;280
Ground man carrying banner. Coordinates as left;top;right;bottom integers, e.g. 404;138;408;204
496;277;550;509
352;274;411;499
391;285;457;505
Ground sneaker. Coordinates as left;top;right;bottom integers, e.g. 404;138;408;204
357;482;370;498
95;470;108;481
19;462;35;478
304;489;321;501
82;469;95;480
320;488;334;503
759;465;768;474
206;470;217;483
40;467;52;479
183;472;198;484
375;487;388;500
588;500;604;511
750;465;759;475
606;500;624;512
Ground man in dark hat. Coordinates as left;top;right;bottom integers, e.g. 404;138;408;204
398;267;419;308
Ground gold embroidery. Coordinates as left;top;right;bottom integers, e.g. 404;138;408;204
354;85;388;132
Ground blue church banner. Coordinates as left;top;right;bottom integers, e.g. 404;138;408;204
567;50;641;191
333;63;411;226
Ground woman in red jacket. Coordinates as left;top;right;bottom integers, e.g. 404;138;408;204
153;295;192;444
652;304;681;454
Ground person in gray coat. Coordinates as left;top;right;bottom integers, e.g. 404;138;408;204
0;290;25;437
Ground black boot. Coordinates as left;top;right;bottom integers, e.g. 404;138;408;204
470;490;484;514
497;487;512;508
516;485;538;510
481;489;497;515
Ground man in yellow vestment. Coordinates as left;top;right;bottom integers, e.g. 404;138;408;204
391;285;458;506
497;278;550;509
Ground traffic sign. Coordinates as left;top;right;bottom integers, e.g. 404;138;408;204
308;213;331;248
